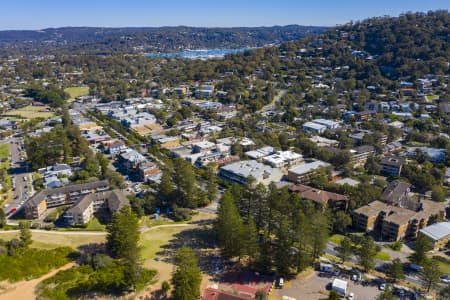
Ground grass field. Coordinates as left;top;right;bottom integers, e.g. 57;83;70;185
0;144;9;160
85;218;107;231
4;105;54;120
65;86;89;101
0;231;106;249
375;251;391;261
328;234;345;245
140;225;195;263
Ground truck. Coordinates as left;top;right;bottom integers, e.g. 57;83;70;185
319;263;334;273
331;278;348;297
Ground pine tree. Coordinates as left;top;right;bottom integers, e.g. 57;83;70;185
172;247;201;300
410;234;432;266
358;236;378;272
19;221;32;248
106;206;142;289
337;237;353;263
275;217;293;275
310;212;330;260
242;217;259;261
159;169;174;200
216;192;244;259
386;258;405;282
419;259;441;292
206;165;218;203
0;208;6;228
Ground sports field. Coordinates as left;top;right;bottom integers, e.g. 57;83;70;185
65;86;89;101
4;105;54;119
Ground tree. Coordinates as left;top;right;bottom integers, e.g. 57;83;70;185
242;217;259;261
171;247;201;300
328;290;341;300
438;285;450;300
432;185;446;202
376;289;395;300
216;192;244;259
161;280;171;297
419;259;441;292
310;212;330;260
386;258;405;282
332;211;351;234
19;221;32;248
0;208;6;228
337;237;353;263
159;169;174;200
206;165;218;203
409;234;432;266
358;236;378;272
106;206;142;289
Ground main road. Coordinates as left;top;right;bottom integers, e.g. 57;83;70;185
1;136;33;217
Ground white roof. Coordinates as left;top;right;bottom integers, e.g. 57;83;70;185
303;122;327;131
420;222;450;241
332;278;348;290
288;160;330;175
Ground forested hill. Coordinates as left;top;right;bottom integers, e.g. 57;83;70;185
0;25;327;55
327;10;450;77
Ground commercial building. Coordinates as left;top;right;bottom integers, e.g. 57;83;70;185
302;122;327;134
262;150;303;168
218;160;283;186
419;222;450;251
24;180;110;219
287;160;330;183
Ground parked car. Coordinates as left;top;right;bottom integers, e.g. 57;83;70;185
441;274;450;284
347;292;354;300
379;283;386;290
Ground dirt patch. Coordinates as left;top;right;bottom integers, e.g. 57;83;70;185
0;263;75;300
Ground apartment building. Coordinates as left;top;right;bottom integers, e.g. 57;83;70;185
64;190;128;226
353;200;447;241
24;180;110;219
380;156;406;177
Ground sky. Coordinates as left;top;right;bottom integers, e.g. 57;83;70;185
0;0;448;30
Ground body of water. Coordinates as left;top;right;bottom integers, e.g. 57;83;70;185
145;48;252;59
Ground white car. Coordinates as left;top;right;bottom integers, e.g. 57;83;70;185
441;275;450;284
347;292;354;300
379;283;386;290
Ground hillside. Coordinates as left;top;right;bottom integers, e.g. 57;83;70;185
0;25;327;56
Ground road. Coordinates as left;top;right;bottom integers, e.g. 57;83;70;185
256;89;287;114
1;136;33;217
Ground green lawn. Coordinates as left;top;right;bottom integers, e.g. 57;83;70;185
65;86;89;101
4;105;54;120
140;225;195;263
375;251;391;261
328;234;345;245
0;144;10;160
85;218;107;231
0;231;106;249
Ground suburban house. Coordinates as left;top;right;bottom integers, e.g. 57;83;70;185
380;156;406;177
64;190;128;226
289;184;349;210
24;180;110;219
